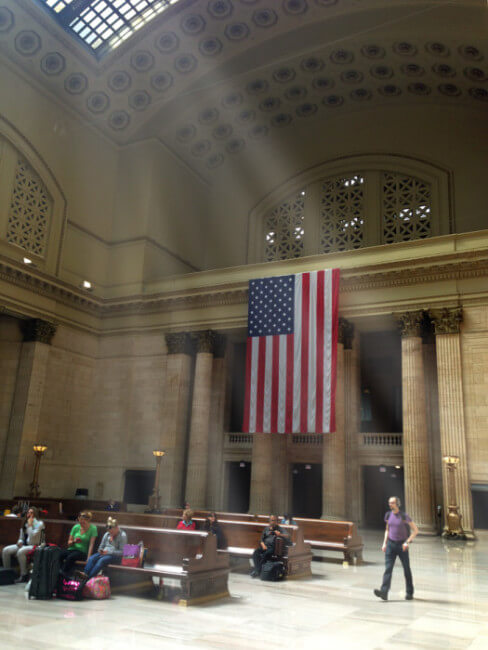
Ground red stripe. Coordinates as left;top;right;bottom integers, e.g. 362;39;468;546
329;269;340;432
243;337;253;432
271;336;280;433
316;271;325;433
300;273;310;433
255;337;267;433
285;334;294;433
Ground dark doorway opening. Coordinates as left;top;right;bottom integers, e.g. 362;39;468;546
472;485;488;529
363;465;405;527
227;461;251;513
292;463;322;518
123;469;155;505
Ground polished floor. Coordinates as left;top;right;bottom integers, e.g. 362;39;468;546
1;529;488;649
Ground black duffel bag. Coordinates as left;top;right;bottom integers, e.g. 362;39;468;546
260;560;285;582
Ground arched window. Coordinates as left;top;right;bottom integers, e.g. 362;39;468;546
250;156;450;263
0;125;65;273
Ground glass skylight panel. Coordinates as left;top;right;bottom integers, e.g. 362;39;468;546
36;0;177;57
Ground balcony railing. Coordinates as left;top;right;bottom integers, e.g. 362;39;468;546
360;433;403;448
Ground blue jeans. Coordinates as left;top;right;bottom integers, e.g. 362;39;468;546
381;539;414;596
84;552;120;579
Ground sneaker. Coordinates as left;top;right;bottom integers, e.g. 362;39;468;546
74;570;88;580
250;570;260;578
14;575;28;584
405;594;414;600
374;589;388;601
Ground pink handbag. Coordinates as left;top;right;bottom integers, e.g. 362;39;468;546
82;576;111;599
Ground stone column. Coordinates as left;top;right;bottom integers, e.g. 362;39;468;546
272;434;288;516
430;307;474;538
0;319;56;498
159;332;193;508
344;325;361;523
184;330;216;509
321;318;346;519
249;433;273;514
398;311;435;533
206;335;227;510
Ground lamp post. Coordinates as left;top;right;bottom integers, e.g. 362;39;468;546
149;450;165;512
29;445;47;498
443;455;464;538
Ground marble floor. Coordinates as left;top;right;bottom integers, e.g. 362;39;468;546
1;529;488;649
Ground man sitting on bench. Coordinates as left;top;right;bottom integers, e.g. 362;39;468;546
250;515;288;578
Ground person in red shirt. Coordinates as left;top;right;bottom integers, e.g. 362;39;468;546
176;508;196;530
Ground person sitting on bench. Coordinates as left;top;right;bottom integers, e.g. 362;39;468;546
59;511;97;577
177;509;196;530
251;514;288;578
79;516;127;579
2;506;44;583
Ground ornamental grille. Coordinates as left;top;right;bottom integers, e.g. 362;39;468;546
6;158;52;257
382;172;432;243
319;175;365;253
264;190;305;261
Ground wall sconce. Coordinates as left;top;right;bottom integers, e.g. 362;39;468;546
148;450;165;512
442;455;464;538
29;445;48;498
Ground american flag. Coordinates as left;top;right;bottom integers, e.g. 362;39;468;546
243;269;340;434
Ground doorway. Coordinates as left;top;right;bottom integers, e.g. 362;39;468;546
123;469;155;505
226;461;251;513
363;465;405;527
292;463;322;518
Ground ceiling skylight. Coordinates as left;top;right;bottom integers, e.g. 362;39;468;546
37;0;179;57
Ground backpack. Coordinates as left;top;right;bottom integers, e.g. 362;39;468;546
260;560;285;582
29;545;62;599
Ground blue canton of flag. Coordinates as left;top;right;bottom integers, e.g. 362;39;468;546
248;275;294;337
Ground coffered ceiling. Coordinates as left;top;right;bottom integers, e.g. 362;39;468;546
0;0;486;181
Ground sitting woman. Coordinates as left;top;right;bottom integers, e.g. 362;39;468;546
59;511;97;577
2;506;44;583
203;512;227;549
176;508;196;530
80;516;127;579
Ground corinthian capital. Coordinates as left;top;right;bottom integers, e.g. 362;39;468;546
397;310;424;337
430;307;463;335
21;318;57;344
165;332;192;355
338;318;354;349
192;330;217;354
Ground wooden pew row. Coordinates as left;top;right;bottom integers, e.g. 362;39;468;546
0;517;229;606
89;511;312;578
163;508;363;563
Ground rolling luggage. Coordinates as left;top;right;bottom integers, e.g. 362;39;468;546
29;545;62;599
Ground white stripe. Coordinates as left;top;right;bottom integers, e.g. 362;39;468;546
293;273;302;433
263;336;273;433
278;335;287;433
249;338;259;433
308;271;317;432
323;270;333;432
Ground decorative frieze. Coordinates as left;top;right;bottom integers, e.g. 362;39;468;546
397;310;424;337
21;318;57;344
430;307;463;335
165;332;192;355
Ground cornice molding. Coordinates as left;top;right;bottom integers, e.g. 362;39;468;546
2;247;488;331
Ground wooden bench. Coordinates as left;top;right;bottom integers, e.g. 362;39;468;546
163;508;363;564
89;511;312;578
0;517;230;606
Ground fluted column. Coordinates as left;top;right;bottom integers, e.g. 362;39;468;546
398;311;435;533
249;433;273;514
321;318;347;519
431;307;474;538
206;335;227;510
159;332;193;507
0;319;56;498
184;330;216;509
272;434;288;516
344;325;361;523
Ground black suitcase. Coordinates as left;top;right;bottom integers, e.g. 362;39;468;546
0;568;17;585
29;546;62;599
260;560;285;582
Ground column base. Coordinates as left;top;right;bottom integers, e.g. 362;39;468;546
416;523;438;536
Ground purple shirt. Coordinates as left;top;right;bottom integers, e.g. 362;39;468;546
385;511;411;542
